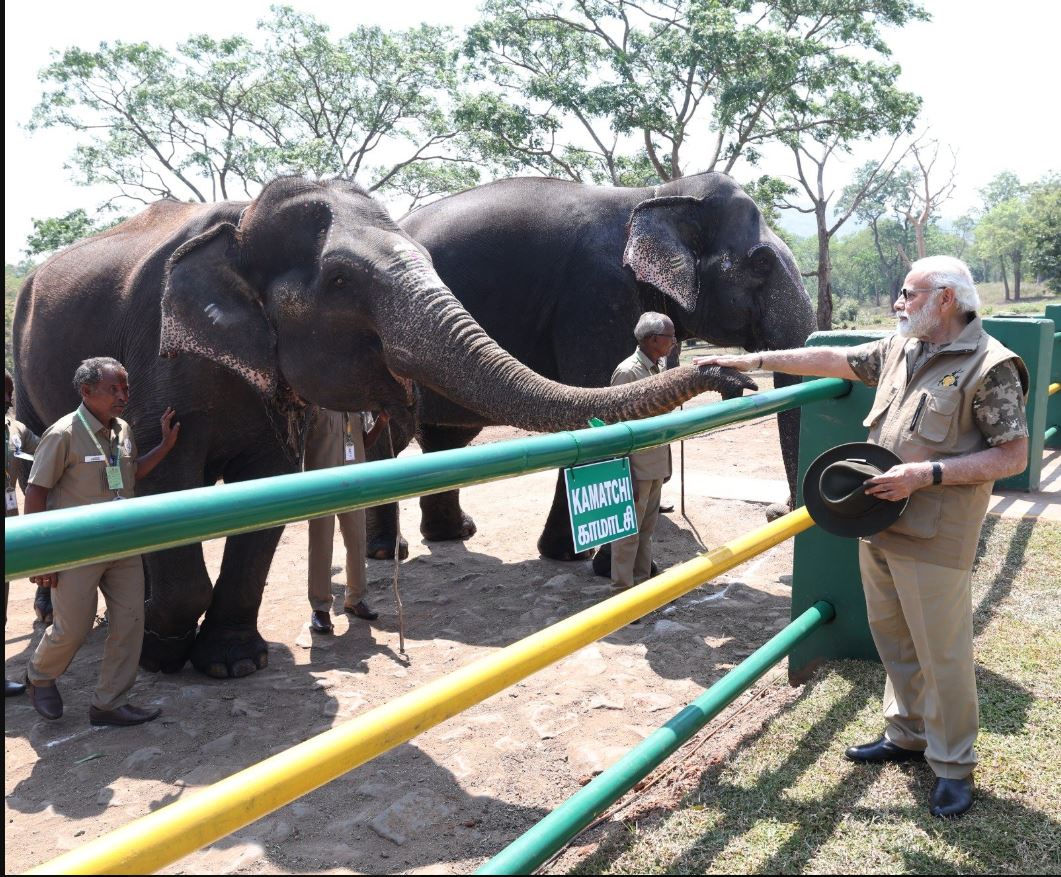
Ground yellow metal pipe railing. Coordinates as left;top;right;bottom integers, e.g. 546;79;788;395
29;507;814;875
1049;381;1060;396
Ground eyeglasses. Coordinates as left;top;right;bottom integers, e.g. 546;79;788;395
898;285;946;301
653;333;676;340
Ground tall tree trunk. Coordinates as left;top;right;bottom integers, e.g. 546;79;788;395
1012;252;1022;301
914;220;927;258
1000;256;1011;301
816;211;832;331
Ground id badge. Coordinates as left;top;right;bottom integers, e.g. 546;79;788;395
106;465;125;490
344;440;356;463
5;487;16;512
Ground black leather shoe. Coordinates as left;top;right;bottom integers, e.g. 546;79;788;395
659;504;675;513
930;777;973;818
309;610;334;633
5;678;26;697
89;703;161;727
344;601;378;621
25;676;63;720
844;736;925;764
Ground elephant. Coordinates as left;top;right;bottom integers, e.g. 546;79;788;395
13;176;755;679
361;172;817;561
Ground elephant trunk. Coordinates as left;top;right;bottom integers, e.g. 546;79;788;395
374;245;745;432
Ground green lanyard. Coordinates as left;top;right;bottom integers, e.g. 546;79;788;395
76;409;125;493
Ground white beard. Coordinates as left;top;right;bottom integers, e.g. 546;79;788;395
897;306;941;339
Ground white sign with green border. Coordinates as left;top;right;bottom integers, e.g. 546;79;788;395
564;457;638;553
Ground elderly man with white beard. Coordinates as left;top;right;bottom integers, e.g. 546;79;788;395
694;255;1029;819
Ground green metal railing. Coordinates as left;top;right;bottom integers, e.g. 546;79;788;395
5;379;849;581
478;600;836;875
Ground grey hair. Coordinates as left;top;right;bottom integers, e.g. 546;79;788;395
910;255;980;313
634;311;673;341
72;357;126;393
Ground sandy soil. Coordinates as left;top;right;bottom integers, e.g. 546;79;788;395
4;380;801;875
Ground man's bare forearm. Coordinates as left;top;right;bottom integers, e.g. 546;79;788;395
694;347;858;381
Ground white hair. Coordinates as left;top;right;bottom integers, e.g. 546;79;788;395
909;255;980;314
634;311;673;341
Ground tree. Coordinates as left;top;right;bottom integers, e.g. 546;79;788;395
27;7;478;209
974;171;1026;299
462;0;928;187
896;137;957;261
24;209;125;256
977;198;1030;300
1022;173;1061;293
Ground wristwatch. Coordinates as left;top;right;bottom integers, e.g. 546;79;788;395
931;462;943;485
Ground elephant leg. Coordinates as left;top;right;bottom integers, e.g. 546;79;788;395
363;419;411;560
191;526;282;678
767;375;803;521
141;544;213;674
537;471;590;561
417;424;482;542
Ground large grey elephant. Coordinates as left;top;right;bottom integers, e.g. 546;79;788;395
363;173;817;560
13;176;753;678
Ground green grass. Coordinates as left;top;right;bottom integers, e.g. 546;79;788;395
569;518;1061;875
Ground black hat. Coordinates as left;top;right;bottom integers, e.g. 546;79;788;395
803;442;908;538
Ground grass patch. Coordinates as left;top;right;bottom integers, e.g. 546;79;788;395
568;517;1061;875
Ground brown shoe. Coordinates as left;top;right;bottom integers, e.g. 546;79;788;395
25;676;63;720
309;610;334;633
343;600;378;621
89;703;161;727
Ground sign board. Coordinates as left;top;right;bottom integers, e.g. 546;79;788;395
564;457;638;553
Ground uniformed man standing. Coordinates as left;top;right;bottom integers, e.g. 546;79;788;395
608;312;677;591
305;408;390;633
23;357;180;726
5;369;39;697
695;255;1029;818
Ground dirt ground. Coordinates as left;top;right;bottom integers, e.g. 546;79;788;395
5;381;808;875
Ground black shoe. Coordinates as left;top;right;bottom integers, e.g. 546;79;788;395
309;610;334;634
844;736;925;764
5;679;26;697
343;601;378;621
89;703;161;727
930;777;973;818
659;504;675;513
25;676;63;720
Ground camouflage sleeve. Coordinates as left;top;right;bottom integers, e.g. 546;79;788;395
845;338;890;387
972;360;1029;446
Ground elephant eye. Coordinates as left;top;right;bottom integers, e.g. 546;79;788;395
332;276;346;288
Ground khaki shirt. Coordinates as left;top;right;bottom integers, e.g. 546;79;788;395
6;414;40;516
28;403;138;509
610;347;672;481
304;408;367;470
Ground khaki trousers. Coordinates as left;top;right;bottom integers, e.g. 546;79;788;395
28;555;145;711
611;478;663;590
307;509;367;612
858;541;978;779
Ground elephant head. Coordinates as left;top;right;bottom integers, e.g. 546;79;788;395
623;174;817;504
160;177;752;434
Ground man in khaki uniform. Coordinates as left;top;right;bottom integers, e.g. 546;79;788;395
23;357;180;726
6;369;39;696
609;312;677;591
695;256;1029;818
305;408;390;633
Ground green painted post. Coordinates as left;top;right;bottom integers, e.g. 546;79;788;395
789;318;1054;681
1045;304;1061;449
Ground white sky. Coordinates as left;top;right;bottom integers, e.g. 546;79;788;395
5;0;1059;262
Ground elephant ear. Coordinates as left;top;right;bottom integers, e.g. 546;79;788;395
160;223;278;396
622;196;702;312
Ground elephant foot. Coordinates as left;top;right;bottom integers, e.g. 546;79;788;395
591;545;658;580
420;512;477;543
764;501;793;522
140;627;196;674
33;586;53;625
190;625;269;679
537;532;592;562
367;533;409;561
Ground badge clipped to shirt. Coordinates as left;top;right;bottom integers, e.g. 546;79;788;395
106;464;124;491
5;487;16;512
344;440;357;463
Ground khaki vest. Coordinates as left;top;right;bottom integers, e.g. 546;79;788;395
863;318;1028;569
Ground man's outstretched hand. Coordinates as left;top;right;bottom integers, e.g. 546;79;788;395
697;364;759;400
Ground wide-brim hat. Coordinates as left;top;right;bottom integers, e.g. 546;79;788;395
803;442;908;538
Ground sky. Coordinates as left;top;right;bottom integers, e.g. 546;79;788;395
5;0;1060;262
